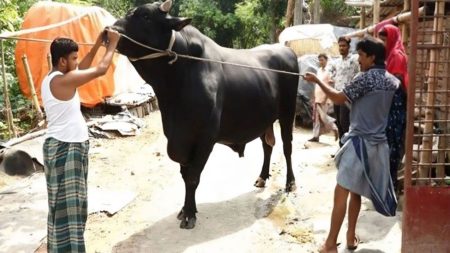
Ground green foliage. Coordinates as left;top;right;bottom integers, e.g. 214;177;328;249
92;0;133;18
234;0;266;48
234;0;286;48
177;0;287;48
178;0;237;47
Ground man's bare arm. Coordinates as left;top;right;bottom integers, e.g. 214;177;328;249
303;72;348;105
50;30;120;100
78;33;103;70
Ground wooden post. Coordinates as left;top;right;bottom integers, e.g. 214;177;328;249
47;53;52;71
285;0;295;28
436;38;449;181
360;7;366;29
0;39;17;138
344;7;425;38
373;0;380;25
418;1;445;182
22;54;44;120
313;0;320;24
294;0;304;25
401;0;410;48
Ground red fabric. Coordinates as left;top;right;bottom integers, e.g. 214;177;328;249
374;19;395;34
379;24;409;89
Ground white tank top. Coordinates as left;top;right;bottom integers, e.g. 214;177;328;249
41;71;89;142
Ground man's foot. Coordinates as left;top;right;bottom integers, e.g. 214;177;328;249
308;137;319;142
318;243;338;253
34;242;47;253
346;235;360;250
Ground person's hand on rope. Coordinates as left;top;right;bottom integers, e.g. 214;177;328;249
303;72;319;84
103;28;120;48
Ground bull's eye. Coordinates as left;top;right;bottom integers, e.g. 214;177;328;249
143;14;151;22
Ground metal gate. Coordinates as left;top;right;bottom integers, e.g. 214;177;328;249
402;0;450;252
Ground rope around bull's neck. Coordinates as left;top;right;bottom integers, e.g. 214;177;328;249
119;32;303;77
1;30;302;77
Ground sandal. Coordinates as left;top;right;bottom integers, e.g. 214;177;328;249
308;137;319;142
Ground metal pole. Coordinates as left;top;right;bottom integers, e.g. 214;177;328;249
1;39;17;138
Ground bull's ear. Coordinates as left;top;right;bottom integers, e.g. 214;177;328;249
168;17;192;31
159;0;172;13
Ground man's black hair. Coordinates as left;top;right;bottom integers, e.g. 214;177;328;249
356;37;385;66
50;38;78;67
338;36;351;45
318;53;328;60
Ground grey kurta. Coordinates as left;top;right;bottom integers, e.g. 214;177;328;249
334;67;399;216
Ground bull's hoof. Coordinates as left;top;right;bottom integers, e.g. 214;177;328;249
177;209;185;220
254;177;266;188
177;209;197;229
180;216;196;229
285;181;297;192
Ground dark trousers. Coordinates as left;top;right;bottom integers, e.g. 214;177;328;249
334;104;350;147
386;88;407;192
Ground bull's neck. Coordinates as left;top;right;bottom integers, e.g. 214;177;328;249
131;34;187;109
127;30;177;62
130;28;205;107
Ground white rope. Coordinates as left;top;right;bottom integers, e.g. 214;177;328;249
0;36;94;46
128;30;177;63
120;33;302;77
0;8;97;38
0;28;302;77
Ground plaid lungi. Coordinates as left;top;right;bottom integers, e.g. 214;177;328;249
43;137;89;253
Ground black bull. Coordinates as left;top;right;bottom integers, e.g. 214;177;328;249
112;1;300;229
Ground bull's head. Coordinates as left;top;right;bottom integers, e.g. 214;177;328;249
112;0;192;58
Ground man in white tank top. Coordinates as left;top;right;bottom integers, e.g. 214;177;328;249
41;29;119;253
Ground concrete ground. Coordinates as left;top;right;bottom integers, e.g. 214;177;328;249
0;111;402;253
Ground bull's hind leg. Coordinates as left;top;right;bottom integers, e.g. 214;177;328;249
279;115;297;192
254;135;273;188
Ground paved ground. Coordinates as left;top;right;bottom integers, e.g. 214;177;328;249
0;111;402;253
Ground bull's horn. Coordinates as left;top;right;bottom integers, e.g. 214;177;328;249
159;0;173;13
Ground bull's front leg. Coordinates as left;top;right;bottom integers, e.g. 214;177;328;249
177;143;214;229
177;164;199;229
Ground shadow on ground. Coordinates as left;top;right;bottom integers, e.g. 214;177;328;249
112;190;283;253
